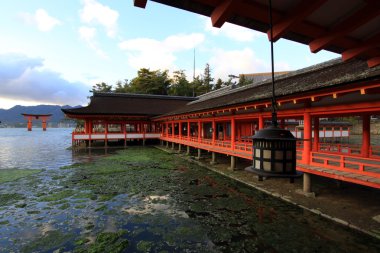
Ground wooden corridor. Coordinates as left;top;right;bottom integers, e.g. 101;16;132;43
161;135;380;189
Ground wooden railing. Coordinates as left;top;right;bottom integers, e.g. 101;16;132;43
310;152;380;178
317;143;362;155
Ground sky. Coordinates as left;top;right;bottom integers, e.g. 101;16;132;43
0;0;339;109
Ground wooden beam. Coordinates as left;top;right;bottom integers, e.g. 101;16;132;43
267;0;327;42
309;4;380;53
134;0;147;8
211;0;235;28
342;33;380;61
368;56;380;68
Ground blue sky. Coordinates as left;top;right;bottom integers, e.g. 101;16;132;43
0;0;339;109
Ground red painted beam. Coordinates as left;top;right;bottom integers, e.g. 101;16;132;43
211;0;235;28
368;56;380;68
267;0;328;42
342;33;380;61
134;0;147;8
309;4;380;53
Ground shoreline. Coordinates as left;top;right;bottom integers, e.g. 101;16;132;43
155;145;380;240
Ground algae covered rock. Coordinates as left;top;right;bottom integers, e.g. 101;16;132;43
75;230;129;253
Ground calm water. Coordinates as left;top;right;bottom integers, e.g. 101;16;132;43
0;128;74;170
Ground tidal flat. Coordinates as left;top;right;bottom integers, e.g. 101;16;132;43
0;147;379;252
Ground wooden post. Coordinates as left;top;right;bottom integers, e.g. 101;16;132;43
258;114;264;129
313;117;319;151
302;112;312;164
361;115;370;158
231;117;236;150
105;122;108;147
198;120;201;143
187;121;190;140
303;173;312;193
230;156;236;170
27;117;32;131
210;152;216;165
42;118;47;131
212;119;216;145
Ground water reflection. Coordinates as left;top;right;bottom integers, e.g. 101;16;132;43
0;128;126;170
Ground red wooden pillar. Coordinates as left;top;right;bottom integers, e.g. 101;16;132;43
280;118;285;129
231;117;236;150
27;117;32;131
313;117;319;151
198;120;201;142
361;115;370;158
258;114;264;130
84;120;87;133
104;121;108;147
302;112;312;164
171;122;174;137
187;121;190;140
42;117;47;131
212;119;216;145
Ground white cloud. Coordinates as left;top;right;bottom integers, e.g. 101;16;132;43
19;9;61;32
119;33;205;71
78;26;108;59
209;48;290;80
0;53;89;106
80;0;119;38
204;18;263;42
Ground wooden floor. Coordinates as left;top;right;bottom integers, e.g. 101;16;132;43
297;164;380;189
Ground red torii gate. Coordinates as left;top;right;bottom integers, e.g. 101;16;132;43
21;113;52;131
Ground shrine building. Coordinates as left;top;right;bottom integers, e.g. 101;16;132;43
62;58;380;191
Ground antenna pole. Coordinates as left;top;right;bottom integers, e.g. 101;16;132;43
193;48;195;97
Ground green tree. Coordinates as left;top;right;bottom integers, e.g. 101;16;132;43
238;75;251;87
90;82;113;93
190;75;204;96
114;79;131;93
214;78;223;90
129;68;170;95
202;63;214;93
169;70;193;96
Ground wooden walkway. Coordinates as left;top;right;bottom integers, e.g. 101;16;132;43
297;165;380;189
162;136;380;189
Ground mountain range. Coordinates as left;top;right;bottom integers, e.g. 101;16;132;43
0;105;79;124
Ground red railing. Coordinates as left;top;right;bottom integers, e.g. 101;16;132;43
310;152;380;179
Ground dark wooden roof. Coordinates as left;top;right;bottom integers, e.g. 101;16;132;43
135;0;380;67
62;93;196;117
21;114;52;117
162;58;380;116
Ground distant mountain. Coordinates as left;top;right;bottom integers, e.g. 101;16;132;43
0;105;80;124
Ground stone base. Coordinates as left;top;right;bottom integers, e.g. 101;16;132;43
295;189;316;198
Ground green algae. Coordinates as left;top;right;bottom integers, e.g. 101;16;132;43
0;169;41;184
0;220;9;225
1;147;379;252
137;240;153;252
39;189;75;202
21;230;74;253
0;193;25;207
74;230;128;253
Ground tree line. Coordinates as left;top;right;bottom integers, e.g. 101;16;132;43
91;63;251;97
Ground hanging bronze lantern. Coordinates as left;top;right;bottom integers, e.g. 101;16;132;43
245;122;301;181
245;0;301;181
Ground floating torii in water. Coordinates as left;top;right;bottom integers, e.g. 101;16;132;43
21;114;52;131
